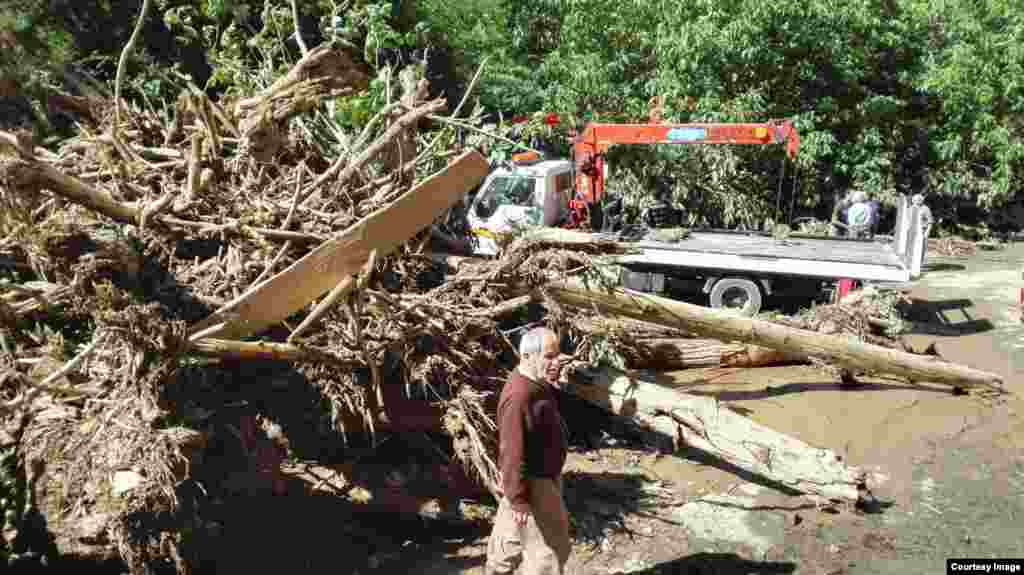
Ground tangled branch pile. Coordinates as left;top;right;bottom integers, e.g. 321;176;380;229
0;41;644;572
928;236;978;257
774;286;911;343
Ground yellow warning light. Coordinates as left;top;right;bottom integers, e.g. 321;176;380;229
754;127;769;139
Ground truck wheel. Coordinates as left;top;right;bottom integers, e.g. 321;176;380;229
709;277;762;316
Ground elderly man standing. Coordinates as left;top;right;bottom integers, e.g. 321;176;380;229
485;327;571;575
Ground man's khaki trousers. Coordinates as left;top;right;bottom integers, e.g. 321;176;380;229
485;477;571;575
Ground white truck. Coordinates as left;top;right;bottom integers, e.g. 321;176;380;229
465;153;930;316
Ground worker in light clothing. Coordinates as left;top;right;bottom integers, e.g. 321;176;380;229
912;193;933;266
485;327;571;575
846;191;874;239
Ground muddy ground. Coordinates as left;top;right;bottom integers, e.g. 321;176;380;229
384;243;1024;575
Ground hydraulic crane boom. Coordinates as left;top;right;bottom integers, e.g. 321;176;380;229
570;121;800;221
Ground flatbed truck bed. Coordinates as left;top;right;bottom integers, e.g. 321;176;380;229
527;196;929;314
617;230;911;283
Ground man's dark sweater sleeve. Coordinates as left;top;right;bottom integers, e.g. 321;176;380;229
498;391;531;513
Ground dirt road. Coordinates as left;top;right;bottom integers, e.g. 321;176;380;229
391;243;1024;575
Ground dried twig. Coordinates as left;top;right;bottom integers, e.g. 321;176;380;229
416;56;489;163
175;133;203;213
427;114;543;155
289;0;310;56
287;276;354;343
1;330;109;414
112;0;152;162
299;99;446;206
250;163;306;287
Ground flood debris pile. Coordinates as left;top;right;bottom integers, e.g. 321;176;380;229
0;42;1008;575
0;44;629;567
928;236;978;257
773;286;911;344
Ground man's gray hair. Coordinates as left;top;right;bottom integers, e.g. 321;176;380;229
519;327;553;356
851;191;868;203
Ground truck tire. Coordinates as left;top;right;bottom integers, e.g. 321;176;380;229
708;277;762;316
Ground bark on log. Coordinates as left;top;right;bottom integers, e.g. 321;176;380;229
544;278;1005;390
576;317;696;340
187;338;362;366
1;156;141;224
565;366;870;502
189;149;490;340
627;338;804;370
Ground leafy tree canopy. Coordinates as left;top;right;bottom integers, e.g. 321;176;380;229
2;0;1021;231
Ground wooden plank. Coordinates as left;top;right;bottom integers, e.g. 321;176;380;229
189;150;490;340
565;366;870;502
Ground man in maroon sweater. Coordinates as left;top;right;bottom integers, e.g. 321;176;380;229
485;327;571;575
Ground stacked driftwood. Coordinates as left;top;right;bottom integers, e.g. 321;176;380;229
928;236;978;257
0;41;1008;574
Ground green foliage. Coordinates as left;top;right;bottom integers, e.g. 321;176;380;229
0;1;80;133
2;0;1021;228
411;0;1018;226
909;0;1024;209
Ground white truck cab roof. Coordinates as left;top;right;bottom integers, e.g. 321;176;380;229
493;159;572;177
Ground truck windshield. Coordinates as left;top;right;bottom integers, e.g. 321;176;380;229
473;176;537;219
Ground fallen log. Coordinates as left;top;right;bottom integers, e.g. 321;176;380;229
576;316;696;340
627;338;804;370
189;149;490;340
565;366;869;503
187;338;361;366
544;278;1005;391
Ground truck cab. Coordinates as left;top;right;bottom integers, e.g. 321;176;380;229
466;153;574;256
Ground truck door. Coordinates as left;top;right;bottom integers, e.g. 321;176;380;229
546;171;573;226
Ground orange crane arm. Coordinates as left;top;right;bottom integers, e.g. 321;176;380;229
571;121;800;207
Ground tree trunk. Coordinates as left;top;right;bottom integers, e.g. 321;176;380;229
576;317;696;340
626;338;804;369
565;366;870;503
543;278;1004;390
